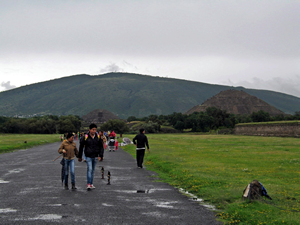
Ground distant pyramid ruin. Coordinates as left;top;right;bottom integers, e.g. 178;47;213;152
185;89;285;116
82;109;120;124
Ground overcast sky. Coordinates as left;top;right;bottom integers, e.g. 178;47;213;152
0;0;299;97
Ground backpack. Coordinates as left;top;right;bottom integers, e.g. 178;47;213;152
243;180;272;201
84;132;100;141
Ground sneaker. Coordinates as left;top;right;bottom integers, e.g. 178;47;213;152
87;184;91;190
90;184;96;189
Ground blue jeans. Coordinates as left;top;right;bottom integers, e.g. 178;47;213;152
86;157;97;185
64;159;75;184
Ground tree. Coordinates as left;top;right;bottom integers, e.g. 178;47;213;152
174;121;185;131
169;112;185;126
4;119;20;133
197;114;214;132
235;114;252;123
251;110;270;122
148;114;158;123
58;119;76;134
127;116;137;122
58;115;81;133
206;107;230;129
293;111;300;120
100;119;129;134
143;121;161;133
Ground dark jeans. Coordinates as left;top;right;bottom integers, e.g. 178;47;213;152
136;149;145;167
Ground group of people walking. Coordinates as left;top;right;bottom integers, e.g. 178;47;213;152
58;124;150;190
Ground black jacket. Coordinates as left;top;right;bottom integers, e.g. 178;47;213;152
78;133;103;158
133;133;149;149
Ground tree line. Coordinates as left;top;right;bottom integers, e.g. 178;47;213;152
127;107;300;133
0;115;81;134
1;107;300;134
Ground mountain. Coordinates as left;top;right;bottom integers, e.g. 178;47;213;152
185;90;285;116
0;72;300;119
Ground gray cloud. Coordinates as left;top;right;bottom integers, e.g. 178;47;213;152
1;81;16;91
0;1;298;59
225;75;300;98
100;63;123;73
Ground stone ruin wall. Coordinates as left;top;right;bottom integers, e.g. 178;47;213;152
234;122;300;137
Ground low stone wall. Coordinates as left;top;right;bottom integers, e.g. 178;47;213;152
234;122;300;137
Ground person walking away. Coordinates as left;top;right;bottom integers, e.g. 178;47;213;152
58;132;79;190
99;130;107;161
78;123;103;190
133;128;150;168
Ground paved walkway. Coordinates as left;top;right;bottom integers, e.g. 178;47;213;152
0;140;221;224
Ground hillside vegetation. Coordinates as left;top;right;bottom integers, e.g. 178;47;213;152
1;73;300;119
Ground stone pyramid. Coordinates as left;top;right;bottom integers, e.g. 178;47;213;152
185;89;284;116
82;109;120;124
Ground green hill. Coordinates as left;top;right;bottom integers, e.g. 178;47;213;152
0;72;299;119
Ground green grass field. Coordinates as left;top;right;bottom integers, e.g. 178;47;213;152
122;134;300;224
0;134;61;154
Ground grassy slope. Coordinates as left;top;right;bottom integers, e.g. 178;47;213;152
1;73;300;118
0;134;61;154
122;134;300;224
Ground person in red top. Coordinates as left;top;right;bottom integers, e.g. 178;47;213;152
115;139;118;150
109;131;116;138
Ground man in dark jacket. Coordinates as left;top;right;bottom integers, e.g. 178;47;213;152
133;128;150;168
78;123;103;190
